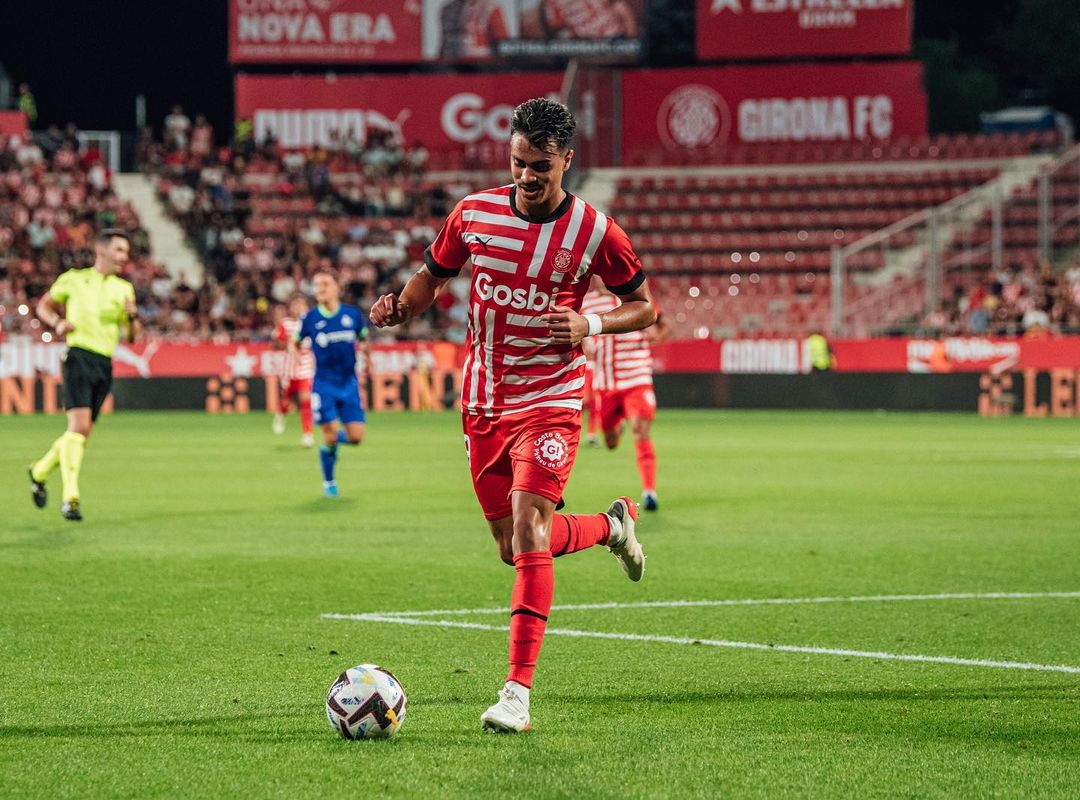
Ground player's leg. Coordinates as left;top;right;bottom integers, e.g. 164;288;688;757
312;385;341;496
272;380;292;435
57;408;92;521
297;381;314;447
583;366;599;447
601;391;625;450
626;387;659;510
481;490;555;733
335;380;365;445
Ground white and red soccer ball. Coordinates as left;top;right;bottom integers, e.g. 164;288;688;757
325;664;407;740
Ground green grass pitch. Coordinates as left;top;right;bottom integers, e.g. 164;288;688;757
2;409;1078;798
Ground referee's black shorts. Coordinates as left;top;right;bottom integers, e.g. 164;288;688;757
62;346;113;421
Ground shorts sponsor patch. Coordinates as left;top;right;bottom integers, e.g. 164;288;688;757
533;431;570;469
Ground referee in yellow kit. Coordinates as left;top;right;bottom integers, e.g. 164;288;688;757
29;229;138;521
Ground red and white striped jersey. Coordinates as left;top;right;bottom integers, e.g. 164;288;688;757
274;317;315;381
426;185;645;418
581;290;655;392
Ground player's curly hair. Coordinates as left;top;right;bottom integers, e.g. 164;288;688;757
511;98;576;152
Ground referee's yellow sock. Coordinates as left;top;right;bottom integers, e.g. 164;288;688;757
31;434;65;483
59;432;87;503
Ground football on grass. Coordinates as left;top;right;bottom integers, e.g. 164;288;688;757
325;664;407;739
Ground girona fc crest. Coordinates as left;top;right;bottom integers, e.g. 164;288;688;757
551;247;576;274
658;84;731;150
533;432;570;468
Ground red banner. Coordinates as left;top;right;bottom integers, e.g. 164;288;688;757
6;337;1080;380
235;72;562;161
0;111;27;138
696;0;912;60
229;0;422;64
622;63;927;162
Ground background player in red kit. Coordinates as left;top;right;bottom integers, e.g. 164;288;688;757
369;98;656;733
272;294;315;448
581;278;669;510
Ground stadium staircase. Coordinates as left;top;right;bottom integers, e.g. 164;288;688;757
113;174;204;287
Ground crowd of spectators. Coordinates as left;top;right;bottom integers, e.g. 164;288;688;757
923;259;1080;336
137;107;476;341
0;123;173;342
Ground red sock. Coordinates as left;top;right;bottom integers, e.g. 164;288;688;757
506;550;553;689
586;398;599;437
549;513;611;557
299;397;313;434
635;438;656;493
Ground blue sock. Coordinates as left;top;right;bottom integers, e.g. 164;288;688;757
319;443;338;484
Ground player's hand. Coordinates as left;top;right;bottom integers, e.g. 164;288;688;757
541;305;589;344
124;299;138;320
54;319;75;336
369;294;410;328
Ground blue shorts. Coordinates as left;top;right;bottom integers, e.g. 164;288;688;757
311;378;365;426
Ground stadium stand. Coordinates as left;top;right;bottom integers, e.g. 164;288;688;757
0;128;180;340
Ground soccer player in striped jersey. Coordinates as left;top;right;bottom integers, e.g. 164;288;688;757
370;98;656;733
272;294;316;448
581;280;669;511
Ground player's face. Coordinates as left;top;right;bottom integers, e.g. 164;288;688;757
510;133;573;213
98;237;130;272
313;274;338;305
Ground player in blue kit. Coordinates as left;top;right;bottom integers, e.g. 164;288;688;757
292;270;369;496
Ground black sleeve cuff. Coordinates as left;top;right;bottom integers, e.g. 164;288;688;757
606;270;646;296
424;247;461;279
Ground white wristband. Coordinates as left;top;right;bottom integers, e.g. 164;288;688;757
583;313;603;337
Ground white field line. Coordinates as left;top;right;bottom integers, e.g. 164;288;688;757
322;613;1080;674
332;591;1080;619
321;591;1080;675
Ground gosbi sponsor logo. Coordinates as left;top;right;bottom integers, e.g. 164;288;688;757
234;0;398;46
709;0;906;31
475;272;555;311
441;92;560;144
658;85;731;149
534;432;570;468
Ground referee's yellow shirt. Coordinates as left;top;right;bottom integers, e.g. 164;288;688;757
49;267;136;358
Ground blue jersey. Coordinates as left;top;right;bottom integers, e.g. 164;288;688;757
297;304;368;386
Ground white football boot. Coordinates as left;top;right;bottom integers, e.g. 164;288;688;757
480;682;531;733
271;413;285;435
300;433;315;448
606;496;645;582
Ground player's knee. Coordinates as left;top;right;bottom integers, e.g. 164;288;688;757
604;430;619;449
631;420;650;440
498;543;515;566
511;514;547;553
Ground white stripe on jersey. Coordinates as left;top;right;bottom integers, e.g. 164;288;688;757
474;255;519;274
573;210;608;284
498;398;583;418
462;209;530;229
526;221;557;277
505;313;549;328
502;352;569;367
503;376;586;405
483;308;495;416
501;355;587;385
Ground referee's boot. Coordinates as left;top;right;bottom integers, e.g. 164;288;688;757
61;499;83;522
28;468;47;509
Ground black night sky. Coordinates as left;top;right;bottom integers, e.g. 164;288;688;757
0;0;1036;136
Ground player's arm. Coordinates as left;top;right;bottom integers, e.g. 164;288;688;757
36;291;75;336
369;267;450;328
371;205;468;328
122;292;139;344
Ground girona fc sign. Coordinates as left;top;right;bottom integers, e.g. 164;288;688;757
657;84;731;150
